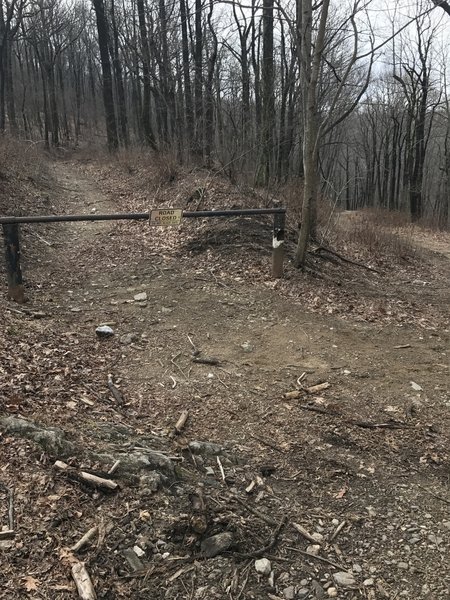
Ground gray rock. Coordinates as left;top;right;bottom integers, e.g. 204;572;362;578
189;441;224;456
139;473;161;493
123;548;145;571
95;325;114;337
120;333;139;345
306;544;320;556
283;586;296;600
241;341;254;353
254;558;271;575
363;578;374;586
427;534;443;545
201;532;234;558
333;572;356;587
134;292;148;302
311;580;325;599
327;588;337;598
397;562;409;570
161;306;172;314
298;588;309;600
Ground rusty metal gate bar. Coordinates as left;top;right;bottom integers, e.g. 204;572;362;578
1;208;286;303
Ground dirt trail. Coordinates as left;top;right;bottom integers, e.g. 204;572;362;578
3;160;450;600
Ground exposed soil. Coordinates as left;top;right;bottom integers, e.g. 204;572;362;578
0;156;449;600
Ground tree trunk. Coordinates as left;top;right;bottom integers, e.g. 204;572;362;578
136;0;157;149
179;0;193;146
193;0;203;156
294;0;330;267
261;0;274;184
92;0;119;152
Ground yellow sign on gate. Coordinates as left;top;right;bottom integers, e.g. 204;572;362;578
150;209;183;226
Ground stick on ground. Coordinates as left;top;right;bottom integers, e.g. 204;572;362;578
71;562;97;600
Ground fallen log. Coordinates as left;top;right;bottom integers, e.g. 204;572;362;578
54;461;118;492
71;562;97;600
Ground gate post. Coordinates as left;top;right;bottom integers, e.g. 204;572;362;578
2;223;25;303
272;212;285;278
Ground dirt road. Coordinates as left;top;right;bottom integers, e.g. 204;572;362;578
1;159;449;599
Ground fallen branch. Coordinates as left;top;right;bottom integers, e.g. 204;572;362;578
71;562;97;600
1;415;175;476
237;516;287;558
292;522;322;545
313;246;381;274
250;434;285;454
71;526;99;552
284;382;330;399
54;461;118;492
230;494;277;526
416;484;450;506
192;357;220;366
306;382;331;394
350;420;408;430
286;546;349;572
299;403;340;416
170;410;189;438
329;520;347;543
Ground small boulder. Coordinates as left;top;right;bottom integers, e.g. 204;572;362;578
134;292;148;302
95;325;114;337
201;532;233;558
333;572;356;588
254;558;271;575
283;586;296;600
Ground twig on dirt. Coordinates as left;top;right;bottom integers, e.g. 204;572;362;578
71;526;99;552
330;520;347;542
108;460;121;475
54;461;118;492
230;493;277;526
292;522;322;545
286;546;349;571
394;344;411;349
171;353;189;380
192;357;221;366
170;410;189;438
7;487;14;531
216;374;229;389
350;420;409;430
416;484;450;505
236;516;288;558
217;456;226;481
296;373;307;386
306;382;331;394
236;561;252;600
250;434;285;454
169;375;177;389
299;403;340;416
167;565;195;583
284;382;331;398
72;562;97;600
187;334;199;356
0;530;14;540
107;374;124;406
28;229;53;247
82;383;102;401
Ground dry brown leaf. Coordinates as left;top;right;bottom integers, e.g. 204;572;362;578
335;486;348;499
23;576;40;592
